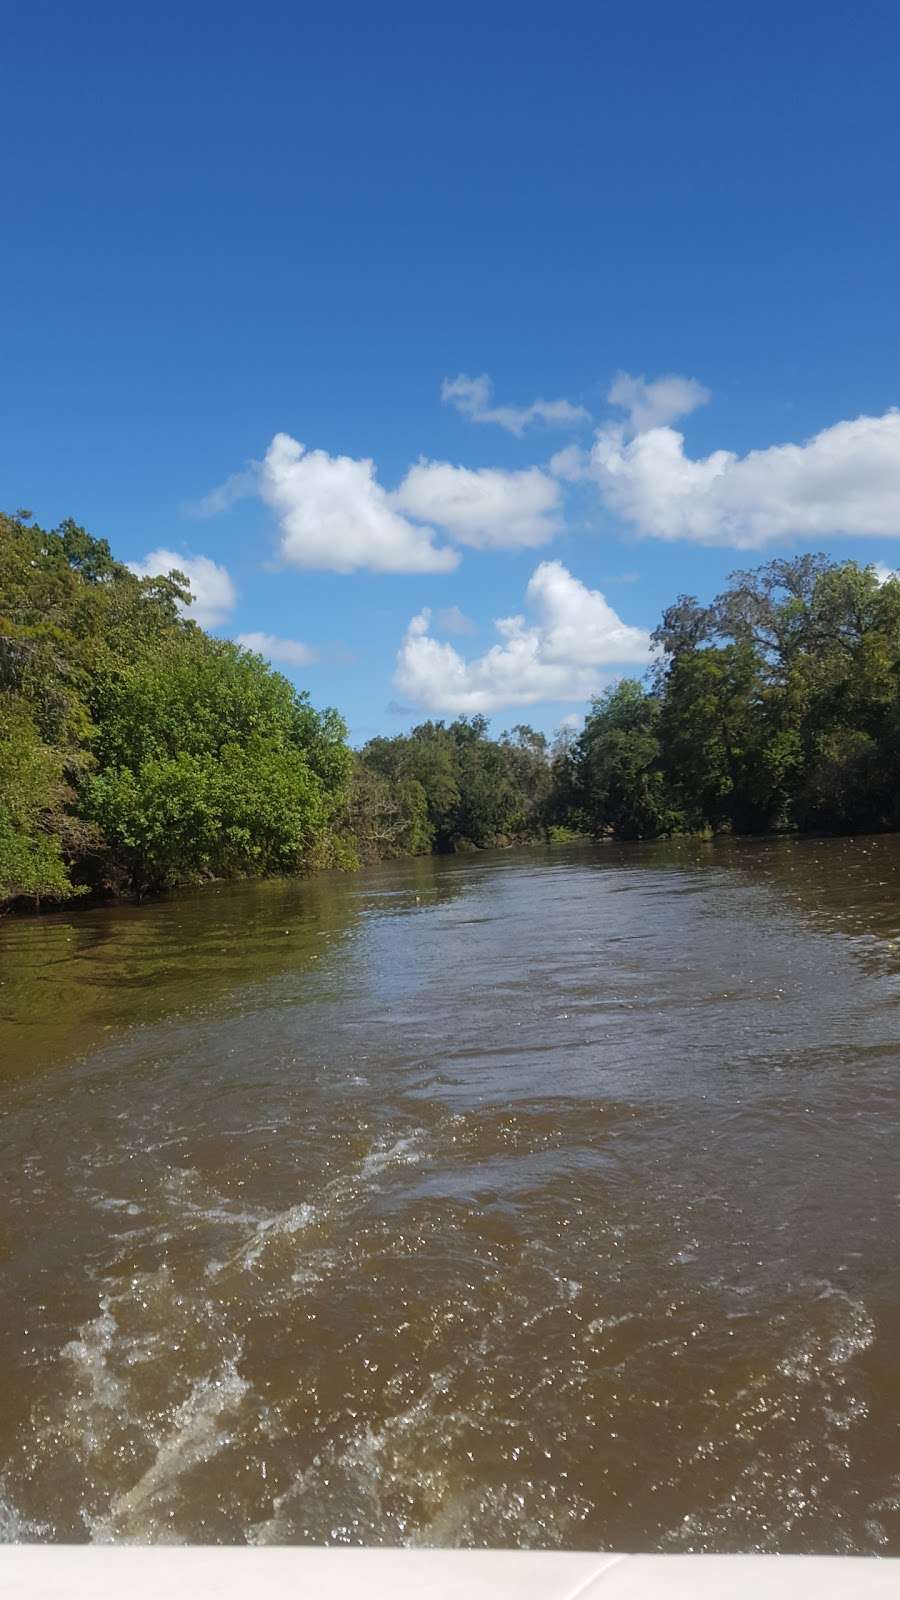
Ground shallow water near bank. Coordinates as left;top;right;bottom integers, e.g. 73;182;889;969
2;836;900;1550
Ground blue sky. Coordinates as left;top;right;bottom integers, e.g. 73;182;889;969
4;1;900;744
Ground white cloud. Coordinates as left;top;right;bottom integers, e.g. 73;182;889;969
548;443;590;482
393;460;563;548
185;468;258;518
548;372;710;481
260;433;458;574
194;426;568;570
436;605;477;636
394;560;651;714
236;631;317;666
441;373;590;436
587;407;900;548
873;562;898;585
607;371;711;434
128;548;236;628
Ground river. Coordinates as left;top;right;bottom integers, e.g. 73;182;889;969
1;836;899;1551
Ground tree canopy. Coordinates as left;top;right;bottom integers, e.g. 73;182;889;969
0;512;352;905
352;717;551;859
556;555;900;842
2;510;899;910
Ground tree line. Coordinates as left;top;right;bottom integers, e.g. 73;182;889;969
560;552;900;842
2;510;899;909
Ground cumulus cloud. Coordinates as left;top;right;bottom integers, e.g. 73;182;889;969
548;443;590;482
195;427;569;570
393;460;563;548
547;372;710;482
441;373;590;436
607;371;711;434
128;549;236;628
260;433;457;574
587;408;900;548
236;631;317;665
873;562;898;585
436;605;477;636
394;560;651;714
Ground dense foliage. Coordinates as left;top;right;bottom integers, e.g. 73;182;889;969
3;509;899;911
0;512;352;905
558;555;900;840
351;719;552;859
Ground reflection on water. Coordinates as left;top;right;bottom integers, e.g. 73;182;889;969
1;837;899;1550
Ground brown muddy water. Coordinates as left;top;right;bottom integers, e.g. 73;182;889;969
1;837;899;1551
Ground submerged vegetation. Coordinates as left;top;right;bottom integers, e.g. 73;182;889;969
2;510;899;909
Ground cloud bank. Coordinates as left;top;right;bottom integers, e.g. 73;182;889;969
586;408;900;548
394;560;651;714
191;380;900;577
548;373;900;550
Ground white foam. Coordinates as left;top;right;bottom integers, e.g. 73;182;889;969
359;1135;423;1181
62;1302;127;1417
93;1198;143;1217
240;1203;317;1269
825;1297;876;1367
91;1357;250;1542
587;1311;637;1337
247;1368;458;1546
0;1484;49;1543
163;1168;270;1230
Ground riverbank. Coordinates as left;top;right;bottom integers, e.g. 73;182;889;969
5;516;900;912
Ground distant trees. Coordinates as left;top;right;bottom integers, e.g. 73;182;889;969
3;506;899;912
553;555;900;842
352;717;551;858
563;680;677;841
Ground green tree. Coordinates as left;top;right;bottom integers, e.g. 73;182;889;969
0;512;352;903
790;563;900;831
569;680;680;840
0;704;79;905
659;643;795;834
355;715;549;856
